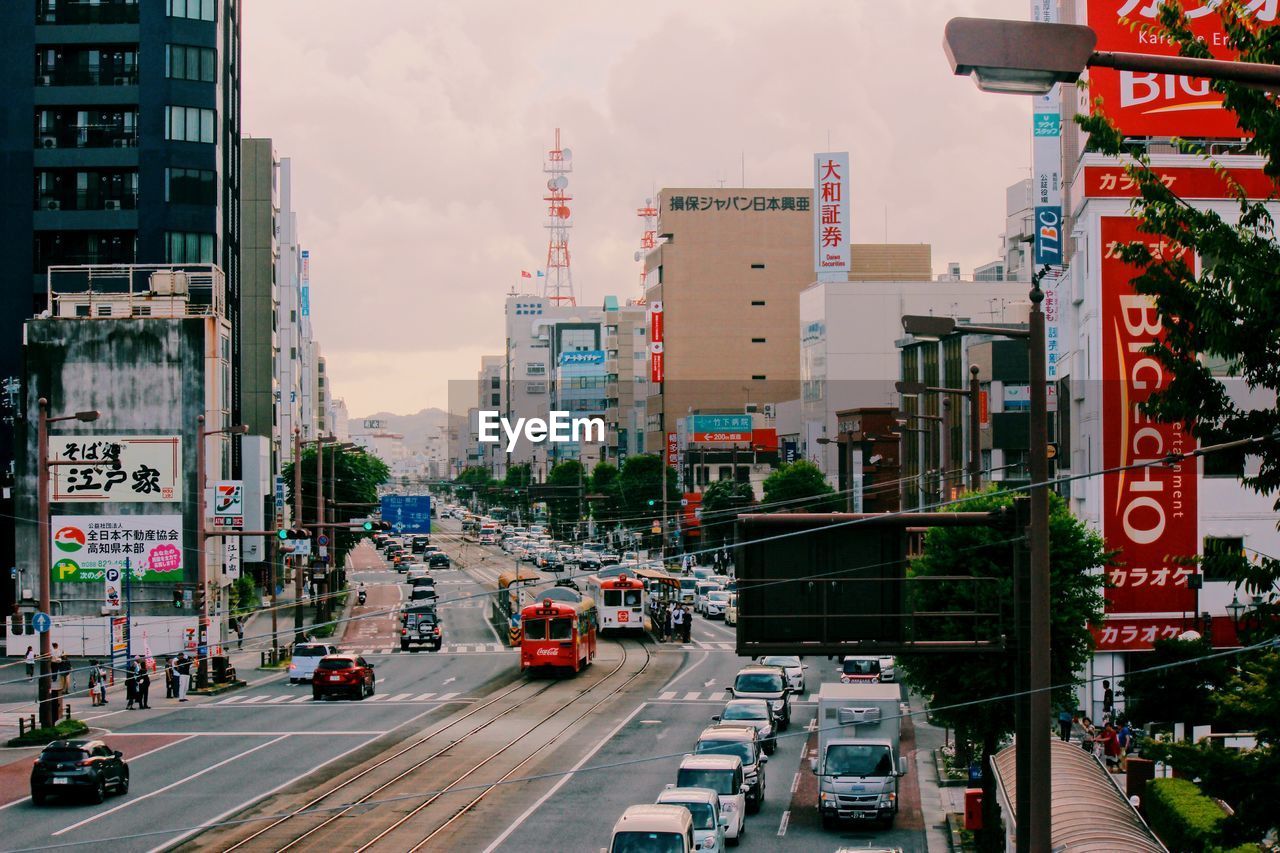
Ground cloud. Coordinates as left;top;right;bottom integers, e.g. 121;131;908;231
243;0;1034;415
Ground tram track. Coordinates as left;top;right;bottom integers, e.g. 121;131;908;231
199;637;651;852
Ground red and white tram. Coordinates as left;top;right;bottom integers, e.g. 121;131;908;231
519;590;598;675
584;572;646;635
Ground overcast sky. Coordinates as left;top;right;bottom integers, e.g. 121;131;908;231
242;0;1033;418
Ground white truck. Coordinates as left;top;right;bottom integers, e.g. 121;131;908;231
811;682;908;830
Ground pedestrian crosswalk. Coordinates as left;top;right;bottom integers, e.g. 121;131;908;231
652;690;818;704
652;642;738;652
340;642;515;656
211;690;463;705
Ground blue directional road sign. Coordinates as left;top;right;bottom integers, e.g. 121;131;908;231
379;495;432;534
32;612;51;633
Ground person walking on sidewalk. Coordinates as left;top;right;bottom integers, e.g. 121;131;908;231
88;662;102;707
134;656;151;709
175;652;191;701
235;617;244;650
164;657;177;698
670;605;684;644
125;662;138;710
25;646;35;681
1058;708;1074;742
681;605;693;643
95;660;108;705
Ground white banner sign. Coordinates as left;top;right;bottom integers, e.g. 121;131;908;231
50;435;183;503
51;514;184;583
224;537;242;581
813;151;851;276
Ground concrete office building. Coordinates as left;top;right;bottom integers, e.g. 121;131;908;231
0;0;242;615
602;297;648;462
276;159;320;455
239;138;279;459
800;278;1028;486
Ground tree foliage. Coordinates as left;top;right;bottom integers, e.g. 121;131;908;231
545;460;585;538
615;454;680;523
501;463;533;521
698;479;755;550
900;489;1107;850
283;446;390;569
587;461;622;527
1077;1;1280;606
760;459;842;513
1122;636;1234;734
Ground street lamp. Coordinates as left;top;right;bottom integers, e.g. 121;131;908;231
36;399;99;727
904;277;1049;853
943;17;1280;95
195;415;249;688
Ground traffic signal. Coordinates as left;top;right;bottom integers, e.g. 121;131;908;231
647;498;656;507
361;520;391;532
195;585;206;612
173;588;184;609
277;526;309;540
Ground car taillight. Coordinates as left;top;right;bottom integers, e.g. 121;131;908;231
401;628;408;636
289;663;297;671
77;759;94;767
434;627;441;634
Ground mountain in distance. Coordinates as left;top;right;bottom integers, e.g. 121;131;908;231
355;408;449;452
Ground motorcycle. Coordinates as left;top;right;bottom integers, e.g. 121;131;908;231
357;590;367;605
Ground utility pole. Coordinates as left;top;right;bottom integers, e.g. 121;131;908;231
293;428;304;640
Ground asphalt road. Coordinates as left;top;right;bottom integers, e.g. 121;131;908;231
0;533;520;852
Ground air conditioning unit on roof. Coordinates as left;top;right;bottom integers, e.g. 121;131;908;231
150;271;189;296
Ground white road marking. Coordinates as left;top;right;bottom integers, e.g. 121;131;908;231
412;692;436;701
682;691;701;701
386;693;413;702
659;691;677;701
483;702;650;853
53;735;290;835
216;695;246;705
266;695;291;704
442;676;457;685
239;695;268;704
436;691;459;701
791;772;801;794
777;810;790;836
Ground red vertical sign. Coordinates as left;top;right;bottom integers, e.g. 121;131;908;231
665;432;678;466
648;300;664;384
1098;217;1197;645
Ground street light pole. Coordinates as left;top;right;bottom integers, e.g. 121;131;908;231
969;365;981;492
1026;273;1052;853
195;415;248;689
36;399;99;727
293;428;304;640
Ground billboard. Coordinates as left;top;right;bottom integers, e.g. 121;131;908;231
813;152;851;276
379;495;432;534
51;515;185;583
558;350;604;366
50;435;182;503
1098;216;1198;643
1086;0;1277;137
649;342;664;384
648;300;664;344
687;414;753;433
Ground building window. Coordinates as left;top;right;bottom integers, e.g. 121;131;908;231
165;167;216;204
751;375;766;380
526;362;546;376
751;338;766;343
750;263;765;269
490;376;500;390
751;300;766;306
165;231;214;263
166;45;216;82
165;106;216;143
526;382;546;394
490;393;500;406
167;0;215;21
1202;536;1244;582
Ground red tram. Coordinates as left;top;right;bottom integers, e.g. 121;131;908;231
519;593;598;675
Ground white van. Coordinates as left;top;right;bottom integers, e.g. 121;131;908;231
655;787;728;851
606;803;695;853
672;754;746;843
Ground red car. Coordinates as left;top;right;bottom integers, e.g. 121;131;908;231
312;654;376;700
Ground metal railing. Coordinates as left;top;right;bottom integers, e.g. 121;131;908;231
37;0;140;25
36;66;139;86
36;125;138;150
36;191;138;212
47;263;227;320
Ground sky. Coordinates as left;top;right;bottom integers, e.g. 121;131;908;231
241;0;1033;418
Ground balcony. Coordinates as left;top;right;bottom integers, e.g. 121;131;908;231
36;191;137;212
37;1;139;25
36;66;139;87
36;124;137;149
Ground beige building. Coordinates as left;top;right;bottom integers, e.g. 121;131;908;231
643;186;933;453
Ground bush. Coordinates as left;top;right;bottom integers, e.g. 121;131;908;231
1145;777;1228;853
6;718;89;747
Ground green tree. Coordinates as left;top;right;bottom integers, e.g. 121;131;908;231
1122;636;1234;737
698;479;755;550
545;460;585;539
453;465;495;509
283;446;390;571
760;459;842;513
1078;2;1280;611
502;463;533;523
900;489;1107;851
588;461;622;528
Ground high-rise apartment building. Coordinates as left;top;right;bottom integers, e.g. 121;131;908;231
0;0;241;615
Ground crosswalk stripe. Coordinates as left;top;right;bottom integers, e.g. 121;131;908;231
290;696;311;703
387;693;413;702
217;696;245;705
682;691;701;701
365;693;388;701
266;695;291;704
660;691;677;701
240;695;267;704
412;692;436;701
437;691;458;701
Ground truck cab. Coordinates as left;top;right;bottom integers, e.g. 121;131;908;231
812;683;907;830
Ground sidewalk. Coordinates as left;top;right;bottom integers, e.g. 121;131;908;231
910;694;968;853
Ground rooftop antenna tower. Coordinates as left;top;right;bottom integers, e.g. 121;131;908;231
635;196;657;299
542;128;575;305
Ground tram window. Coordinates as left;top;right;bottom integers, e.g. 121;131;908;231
623;590;642;607
524;619;547;640
604;590;622;607
549;618;573;640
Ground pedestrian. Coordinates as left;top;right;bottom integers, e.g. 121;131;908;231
88;661;101;706
1100;722;1121;771
681;605;692;643
175;652;191;701
165;657;177;698
135;656;151;709
24;646;35;681
1102;679;1115;721
50;644;70;694
235;617;244;650
1116;720;1133;770
670;605;684;644
1058;708;1073;742
125;661;137;710
713;551;721;570
95;660;108;705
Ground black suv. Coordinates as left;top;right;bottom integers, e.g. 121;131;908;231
402;609;442;651
428;551;451;569
31;739;129;804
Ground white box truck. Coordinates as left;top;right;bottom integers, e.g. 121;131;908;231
811;682;908;830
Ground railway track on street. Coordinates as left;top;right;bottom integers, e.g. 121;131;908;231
196;637;652;852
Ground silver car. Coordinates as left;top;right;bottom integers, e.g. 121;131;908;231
758;655;806;693
713;698;776;754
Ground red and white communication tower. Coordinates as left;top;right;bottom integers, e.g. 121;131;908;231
542;128;575;305
635;197;657;299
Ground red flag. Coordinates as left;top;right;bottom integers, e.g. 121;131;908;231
520;270;532;279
